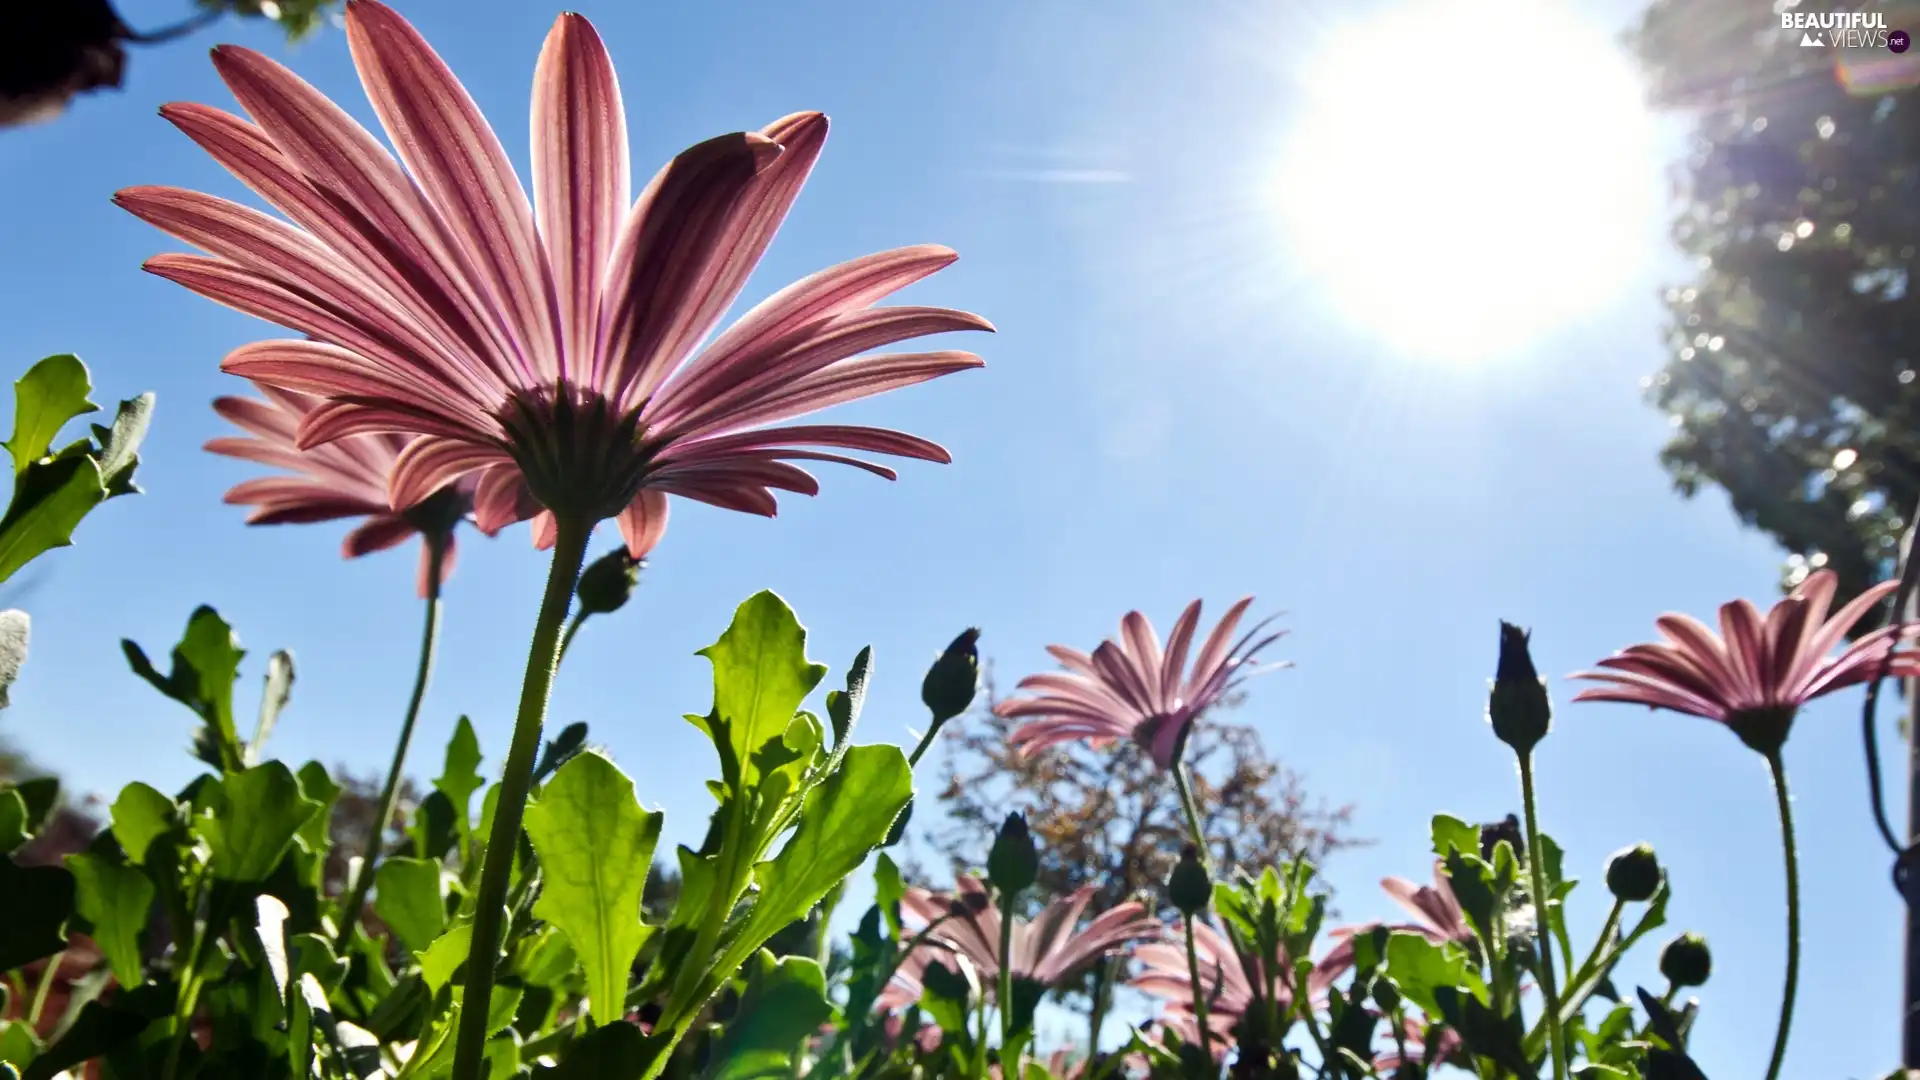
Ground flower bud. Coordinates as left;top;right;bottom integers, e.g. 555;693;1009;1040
1488;622;1551;755
922;628;981;725
1479;814;1524;862
574;547;642;616
1604;843;1662;902
1167;845;1211;916
987;811;1037;897
1371;978;1401;1016
1659;931;1711;988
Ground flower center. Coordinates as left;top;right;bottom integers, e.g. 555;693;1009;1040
1726;703;1797;756
497;385;660;522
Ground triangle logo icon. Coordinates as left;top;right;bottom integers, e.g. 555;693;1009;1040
1801;30;1823;46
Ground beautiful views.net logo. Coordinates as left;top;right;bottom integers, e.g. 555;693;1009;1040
1781;10;1912;51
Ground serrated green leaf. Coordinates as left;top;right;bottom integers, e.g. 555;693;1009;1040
1431;814;1478;861
0;855;72;970
419;922;474;995
524;751;662;1024
109;782;175;865
1384;932;1467;1017
692;591;827;793
435;716;483;838
247;650;295;766
709;744;910;985
65;853;153;985
194;761;320;882
0;454;105;583
294;761;341;856
6;356;96;476
374;857;446;953
703;951;832;1080
91;393;152;498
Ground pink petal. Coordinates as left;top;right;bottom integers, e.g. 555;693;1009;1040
531;12;628;380
473;464;541;534
1159;600;1204;709
296;399;479;449
387;436;509;511
617;490;669;558
343;514;416;557
1185;597;1256;701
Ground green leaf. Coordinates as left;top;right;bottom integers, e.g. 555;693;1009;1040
0;855;72;970
246;650;295;766
1430;814;1479;860
0;454;106;584
435;716;484;838
20;983;170;1080
6;355;97;476
693;591;828;793
109;782;176;865
125;607;248;772
195;761;321;882
1383;932;1468;1017
255;894;293;1004
419;923;474;995
523;750;662;1024
374;857;447;953
825;646;872;748
65;853;153;985
0;790;25;853
533;721;588;784
530;1020;646;1080
294;761;341;857
0;1020;40;1067
710;744;910;984
12;778;56;833
0;610;28;710
704;951;833;1080
90;392;152;498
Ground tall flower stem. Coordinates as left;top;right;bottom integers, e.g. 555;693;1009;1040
998;889;1017;1055
1173;763;1210;870
450;517;592;1080
1182;912;1215;1064
1762;751;1801;1080
337;533;449;950
1516;753;1568;1080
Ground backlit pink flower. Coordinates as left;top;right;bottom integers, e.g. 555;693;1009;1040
997;598;1287;769
208;382;474;595
1132;920;1352;1061
1376;861;1473;945
879;876;1162;1009
1373;1016;1463;1074
1571;570;1920;753
120;2;989;559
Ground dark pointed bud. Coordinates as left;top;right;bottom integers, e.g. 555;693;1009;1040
0;0;128;128
987;811;1037;897
1167;845;1211;916
922;628;981;725
1659;931;1711;988
1604;843;1663;902
1489;622;1551;754
1478;814;1524;862
574;547;642;616
1371;977;1401;1016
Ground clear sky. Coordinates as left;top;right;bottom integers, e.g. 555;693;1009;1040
0;0;1901;1075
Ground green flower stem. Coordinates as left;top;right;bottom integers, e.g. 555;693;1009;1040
1517;753;1569;1080
908;722;942;768
449;516;592;1080
336;533;448;951
1173;763;1210;870
26;949;62;1027
556;611;588;665
1762;751;1801;1080
998;889;1017;1056
1182;912;1215;1064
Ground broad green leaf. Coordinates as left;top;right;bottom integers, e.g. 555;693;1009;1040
419;923;474;995
125;607;248;772
246;650;295;766
374;857;447;952
710;744;910;982
692;591;827;793
0;610;28;710
65;853;153;986
19;982;169;1080
6;356;96;476
0;856;72;970
1430;814;1479;861
529;1019;645;1080
195;761;321;882
524;751;662;1024
0;1020;39;1067
90;393;152;498
704;951;832;1080
109;782;175;865
435;716;484;836
0;454;106;583
0;790;25;853
290;932;349;997
294;761;341;856
1384;932;1467;1017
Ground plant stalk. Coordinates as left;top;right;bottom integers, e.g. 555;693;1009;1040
1174;763;1210;870
1517;753;1569;1080
1762;751;1801;1080
449;517;592;1080
1183;912;1215;1064
337;533;448;949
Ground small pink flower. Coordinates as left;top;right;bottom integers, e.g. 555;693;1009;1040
208;382;474;595
122;1;989;559
996;598;1288;769
1131;919;1352;1061
1571;569;1920;753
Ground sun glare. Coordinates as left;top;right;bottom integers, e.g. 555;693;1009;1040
1273;0;1660;363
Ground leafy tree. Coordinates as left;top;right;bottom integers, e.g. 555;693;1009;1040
1629;1;1920;616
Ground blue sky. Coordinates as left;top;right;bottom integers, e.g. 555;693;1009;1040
0;0;1902;1075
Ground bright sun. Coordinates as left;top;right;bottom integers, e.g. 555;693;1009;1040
1274;0;1660;363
